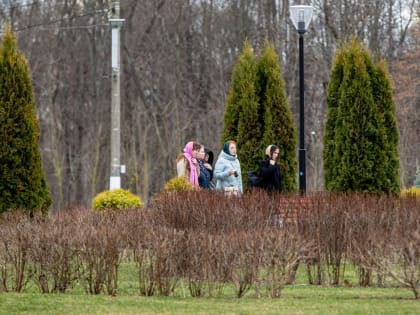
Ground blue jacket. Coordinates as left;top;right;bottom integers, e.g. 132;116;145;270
198;160;213;189
214;151;243;193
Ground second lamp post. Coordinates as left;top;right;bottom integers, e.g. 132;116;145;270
290;5;314;194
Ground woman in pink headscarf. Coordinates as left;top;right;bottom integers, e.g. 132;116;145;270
176;141;201;187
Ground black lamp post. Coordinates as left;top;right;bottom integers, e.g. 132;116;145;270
290;5;314;194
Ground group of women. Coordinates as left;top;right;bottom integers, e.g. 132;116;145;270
176;140;282;194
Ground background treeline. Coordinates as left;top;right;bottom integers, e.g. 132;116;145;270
0;0;419;209
0;192;418;299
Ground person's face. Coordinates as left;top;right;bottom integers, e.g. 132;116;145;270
192;147;200;158
197;147;205;160
229;143;236;156
272;150;279;161
204;153;209;162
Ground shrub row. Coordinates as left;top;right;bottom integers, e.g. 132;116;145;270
0;191;418;299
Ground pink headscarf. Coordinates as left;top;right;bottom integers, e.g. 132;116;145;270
183;141;199;187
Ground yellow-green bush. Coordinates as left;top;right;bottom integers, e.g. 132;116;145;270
92;189;144;210
401;186;420;198
164;176;193;191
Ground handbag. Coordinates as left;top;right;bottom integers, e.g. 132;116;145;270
224;186;239;196
247;170;263;188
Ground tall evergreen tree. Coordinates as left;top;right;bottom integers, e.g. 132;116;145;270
222;39;257;144
0;26;52;214
323;49;345;190
221;39;298;191
371;60;400;193
221;39;260;185
255;40;297;192
324;38;398;193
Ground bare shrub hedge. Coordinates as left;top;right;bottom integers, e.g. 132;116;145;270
0;192;418;299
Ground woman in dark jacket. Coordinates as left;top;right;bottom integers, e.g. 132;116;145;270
259;145;282;192
204;148;214;181
198;146;214;189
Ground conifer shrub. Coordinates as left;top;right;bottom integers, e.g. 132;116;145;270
221;39;297;191
92;189;144;211
255;40;297;192
324;37;399;193
221;39;260;189
0;25;52;214
222;39;256;144
163;176;193;191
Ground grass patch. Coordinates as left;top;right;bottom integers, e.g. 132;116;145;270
0;263;417;315
0;286;417;315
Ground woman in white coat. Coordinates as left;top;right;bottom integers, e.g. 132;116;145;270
214;140;243;195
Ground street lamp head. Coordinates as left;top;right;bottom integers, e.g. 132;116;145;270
109;18;125;28
290;5;314;33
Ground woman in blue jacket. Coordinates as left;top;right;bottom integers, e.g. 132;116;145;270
198;146;214;189
214;140;243;194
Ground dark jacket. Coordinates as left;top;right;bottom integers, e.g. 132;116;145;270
198;148;214;189
198;160;212;189
204;148;214;181
258;156;282;192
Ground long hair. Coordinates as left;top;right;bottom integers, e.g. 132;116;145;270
267;144;279;162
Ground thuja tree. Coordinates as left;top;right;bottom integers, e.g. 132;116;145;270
323;49;345;190
324;38;398;193
221;39;261;182
371;61;399;193
255;40;297;192
222;39;259;143
221;39;297;191
0;26;52;214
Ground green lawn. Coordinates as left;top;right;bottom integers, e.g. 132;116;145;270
0;263;418;315
0;286;417;315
